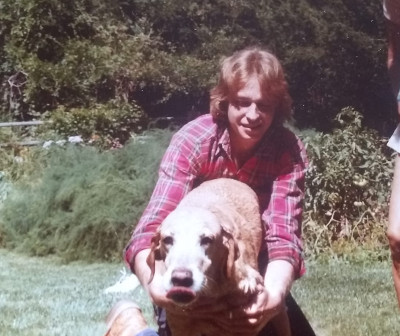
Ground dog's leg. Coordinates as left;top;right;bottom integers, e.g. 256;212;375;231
235;264;264;294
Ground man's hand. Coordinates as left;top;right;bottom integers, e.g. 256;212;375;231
193;281;287;335
242;260;295;330
134;249;192;313
134;249;170;307
244;283;285;326
135;251;295;332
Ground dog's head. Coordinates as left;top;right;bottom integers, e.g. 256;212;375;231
146;206;239;306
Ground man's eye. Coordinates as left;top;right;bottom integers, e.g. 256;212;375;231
234;100;251;107
257;103;272;112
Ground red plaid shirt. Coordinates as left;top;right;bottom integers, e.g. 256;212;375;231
124;114;308;277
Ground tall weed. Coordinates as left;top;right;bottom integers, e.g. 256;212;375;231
0;129;173;261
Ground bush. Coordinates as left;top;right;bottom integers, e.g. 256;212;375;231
301;107;393;256
0;129;173;261
44;100;148;148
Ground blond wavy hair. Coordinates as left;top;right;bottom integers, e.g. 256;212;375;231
210;47;292;125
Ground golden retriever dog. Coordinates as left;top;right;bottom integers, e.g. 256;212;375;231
147;178;291;336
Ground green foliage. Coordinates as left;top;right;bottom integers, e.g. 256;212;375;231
0;0;217;120
0;146;45;183
0;129;173;261
301;107;393;255
0;109;394;261
121;0;390;129
0;0;391;132
45;100;148;148
0;124;46;183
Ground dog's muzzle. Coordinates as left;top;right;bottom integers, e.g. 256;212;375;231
171;268;194;287
166;267;197;304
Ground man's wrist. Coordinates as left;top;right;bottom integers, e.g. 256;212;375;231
263;260;295;298
133;249;152;290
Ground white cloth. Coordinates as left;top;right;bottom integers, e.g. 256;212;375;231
388;124;400;153
384;0;400;25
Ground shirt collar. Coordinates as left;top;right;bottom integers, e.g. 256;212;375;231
215;126;231;157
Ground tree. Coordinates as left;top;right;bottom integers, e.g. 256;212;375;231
0;0;392;133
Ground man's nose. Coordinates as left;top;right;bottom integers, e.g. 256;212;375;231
246;103;260;120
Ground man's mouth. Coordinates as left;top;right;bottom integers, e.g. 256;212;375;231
242;124;261;131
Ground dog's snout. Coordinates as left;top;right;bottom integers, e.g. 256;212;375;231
171;268;194;287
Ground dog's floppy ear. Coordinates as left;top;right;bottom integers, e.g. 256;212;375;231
146;231;163;284
222;229;240;279
209;204;240;279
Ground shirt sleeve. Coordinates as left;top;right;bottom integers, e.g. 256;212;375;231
261;135;308;278
124;129;201;273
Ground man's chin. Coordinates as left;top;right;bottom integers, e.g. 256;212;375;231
240;129;263;140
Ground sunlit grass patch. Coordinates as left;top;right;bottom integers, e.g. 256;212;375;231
2;249;400;336
292;257;400;336
0;249;155;336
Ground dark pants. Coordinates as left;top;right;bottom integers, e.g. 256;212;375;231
258;293;316;336
154;293;316;336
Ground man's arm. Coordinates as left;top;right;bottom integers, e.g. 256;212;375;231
134;248;175;309
133;249;152;291
386;18;400;101
388;155;400;307
245;260;295;313
243;260;294;335
261;135;308;278
386;18;400;120
124;128;200;273
243;134;307;328
264;260;295;303
385;2;400;308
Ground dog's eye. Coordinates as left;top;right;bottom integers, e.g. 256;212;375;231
162;236;173;246
200;236;214;246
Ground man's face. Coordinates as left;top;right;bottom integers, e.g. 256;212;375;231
227;76;275;151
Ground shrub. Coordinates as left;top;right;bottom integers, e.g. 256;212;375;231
0;128;173;261
301;107;393;256
44;100;148;148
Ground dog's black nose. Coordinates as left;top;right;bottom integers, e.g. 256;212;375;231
171;268;193;287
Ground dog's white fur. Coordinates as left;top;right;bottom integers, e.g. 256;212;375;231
159;207;226;294
147;178;290;336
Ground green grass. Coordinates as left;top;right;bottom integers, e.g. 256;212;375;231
291;258;400;335
0;249;155;336
1;249;399;336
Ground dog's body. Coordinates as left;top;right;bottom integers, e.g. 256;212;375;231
147;178;290;336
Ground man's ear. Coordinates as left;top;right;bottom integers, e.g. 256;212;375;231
146;231;163;283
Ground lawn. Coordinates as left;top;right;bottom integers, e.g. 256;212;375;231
0;249;155;336
0;249;399;336
292;258;400;335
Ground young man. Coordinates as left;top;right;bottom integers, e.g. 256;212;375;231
384;0;400;308
106;47;315;336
